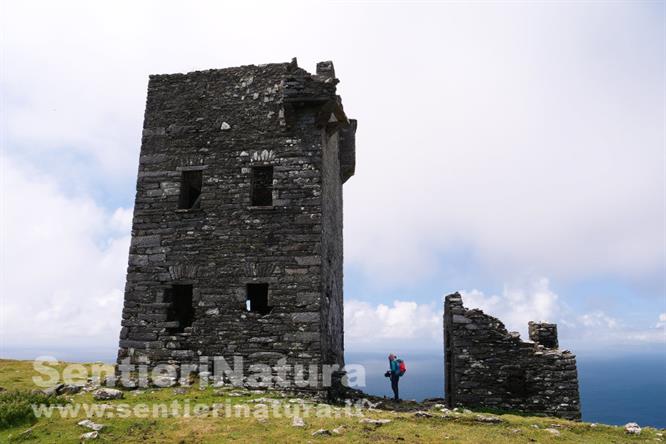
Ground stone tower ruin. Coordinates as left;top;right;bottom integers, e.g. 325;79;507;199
444;293;581;420
117;59;356;392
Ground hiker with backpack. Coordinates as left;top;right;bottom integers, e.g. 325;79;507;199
384;353;406;402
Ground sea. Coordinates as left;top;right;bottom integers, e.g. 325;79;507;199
345;351;666;428
2;348;664;428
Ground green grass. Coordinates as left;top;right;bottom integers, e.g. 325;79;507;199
0;359;662;443
0;390;65;430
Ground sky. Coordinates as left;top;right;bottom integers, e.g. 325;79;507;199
1;0;665;361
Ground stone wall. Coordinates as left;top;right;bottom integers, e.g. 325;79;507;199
117;59;355;393
444;293;581;420
528;321;559;349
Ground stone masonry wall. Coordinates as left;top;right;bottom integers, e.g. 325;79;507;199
444;293;581;420
117;59;355;392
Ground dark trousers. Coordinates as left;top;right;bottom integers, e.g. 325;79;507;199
390;374;400;400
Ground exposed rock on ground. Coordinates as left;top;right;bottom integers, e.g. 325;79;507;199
77;419;105;431
92;388;124;400
625;422;642;435
311;428;332;436
475;414;503;424
332;425;346;435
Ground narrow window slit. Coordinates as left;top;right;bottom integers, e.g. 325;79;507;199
251;166;273;206
179;170;202;209
165;284;194;333
246;283;271;314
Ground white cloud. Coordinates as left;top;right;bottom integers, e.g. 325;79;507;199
110;208;133;233
621;329;666;345
656;313;666;329
345;299;442;350
1;2;663;286
344;285;666;351
0;155;130;350
1;1;663;353
461;278;560;339
578;311;618;329
338;4;665;285
570;311;665;346
345;278;665;352
458;279;665;347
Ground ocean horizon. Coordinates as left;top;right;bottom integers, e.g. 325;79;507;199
2;348;664;428
344;351;666;429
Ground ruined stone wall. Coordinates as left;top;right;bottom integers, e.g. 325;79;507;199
444;293;581;420
316;62;347;370
117;60;355;391
320;125;343;368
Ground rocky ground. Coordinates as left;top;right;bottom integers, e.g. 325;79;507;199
0;359;662;443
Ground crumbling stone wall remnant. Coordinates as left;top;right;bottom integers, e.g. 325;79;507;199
444;293;581;420
528;321;559;349
117;59;356;394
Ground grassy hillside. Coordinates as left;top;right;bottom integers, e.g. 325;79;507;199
0;359;661;443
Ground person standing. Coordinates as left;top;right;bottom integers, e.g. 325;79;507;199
385;353;405;402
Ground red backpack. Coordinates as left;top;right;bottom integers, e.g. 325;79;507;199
397;358;406;376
